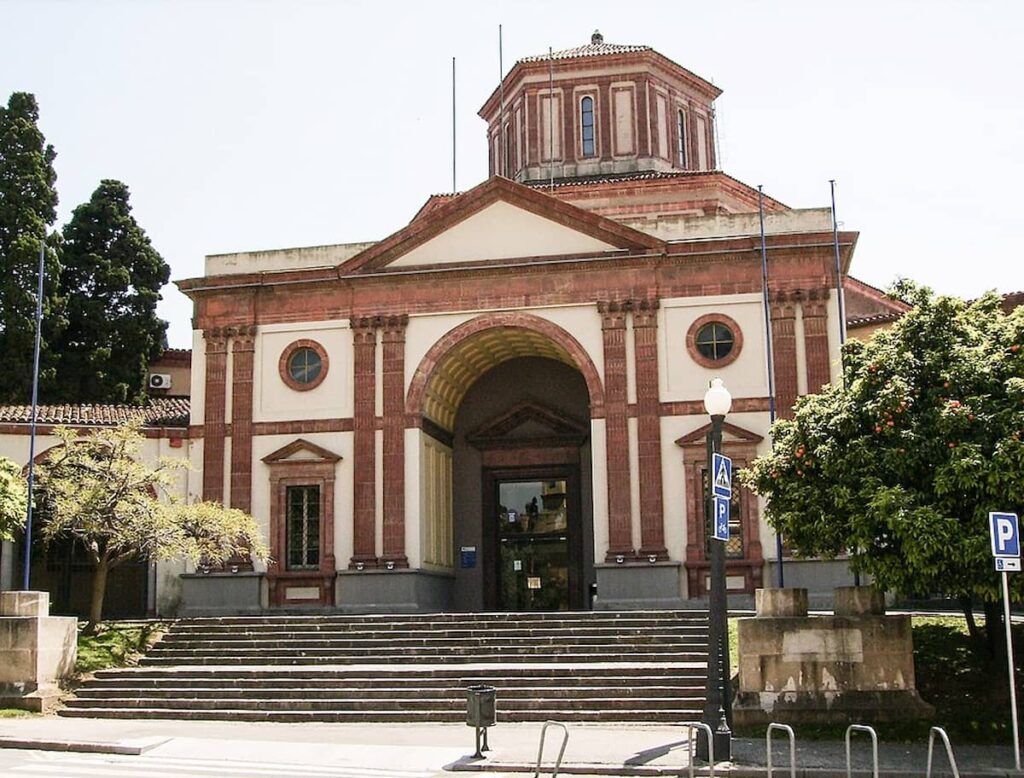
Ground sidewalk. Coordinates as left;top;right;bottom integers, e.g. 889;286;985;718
0;716;1021;776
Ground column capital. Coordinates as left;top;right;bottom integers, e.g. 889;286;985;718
598;300;630;329
631;298;660;328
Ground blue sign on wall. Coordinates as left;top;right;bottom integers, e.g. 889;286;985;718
460;546;477;569
713;495;730;542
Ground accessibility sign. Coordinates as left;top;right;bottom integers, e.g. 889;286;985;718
990;512;1021;558
712;453;732;499
712;495;730;542
997;558;1022;573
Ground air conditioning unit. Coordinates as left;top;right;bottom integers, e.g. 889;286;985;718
148;373;172;390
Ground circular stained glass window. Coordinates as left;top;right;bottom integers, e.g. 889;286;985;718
287;347;323;385
695;322;735;361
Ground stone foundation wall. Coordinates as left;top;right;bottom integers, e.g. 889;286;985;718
0;591;77;712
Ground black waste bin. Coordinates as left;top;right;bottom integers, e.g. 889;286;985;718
465;684;496;727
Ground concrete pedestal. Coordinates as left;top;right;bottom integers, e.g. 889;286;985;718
593;561;686;610
179;572;264;616
0;591;77;712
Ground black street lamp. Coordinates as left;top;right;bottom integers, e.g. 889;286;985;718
698;377;732;762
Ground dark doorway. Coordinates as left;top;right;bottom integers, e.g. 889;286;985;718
483;465;583;610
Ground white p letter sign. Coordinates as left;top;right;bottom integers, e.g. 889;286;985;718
990;512;1021;559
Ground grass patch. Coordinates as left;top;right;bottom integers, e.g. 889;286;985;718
75;621;167;675
0;708;35;718
729;614;1023;744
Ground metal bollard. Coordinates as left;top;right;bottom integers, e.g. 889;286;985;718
845;724;879;778
766;722;796;778
926;726;960;778
681;721;715;777
533;720;569;778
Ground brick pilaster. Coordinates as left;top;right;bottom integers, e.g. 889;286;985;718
202;328;229;503
770;291;800;419
598;300;633;561
802;288;832;394
229;325;256;513
632;299;667;560
380;314;409;569
350;316;379;569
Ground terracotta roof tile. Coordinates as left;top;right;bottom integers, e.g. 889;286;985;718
0;397;189;428
518;40;651;64
846;312;903;328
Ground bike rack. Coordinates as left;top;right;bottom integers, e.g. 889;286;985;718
533;720;569;778
680;721;715;777
845;724;879;778
766;722;796;778
926;726;960;778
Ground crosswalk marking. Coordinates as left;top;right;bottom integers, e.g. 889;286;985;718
4;751;440;778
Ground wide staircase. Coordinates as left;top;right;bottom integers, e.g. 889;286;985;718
61;610;709;722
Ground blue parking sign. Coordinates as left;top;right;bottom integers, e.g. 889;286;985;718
713;495;730;541
990;512;1021;558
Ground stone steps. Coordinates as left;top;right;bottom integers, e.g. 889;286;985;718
63;610;711;722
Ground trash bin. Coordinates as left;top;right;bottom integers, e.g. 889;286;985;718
465;684;496;728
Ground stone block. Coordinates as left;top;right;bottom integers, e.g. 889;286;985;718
755;587;808;617
179;572;264;616
336;569;453;613
0;591;49;618
834;585;885;616
593;562;685;610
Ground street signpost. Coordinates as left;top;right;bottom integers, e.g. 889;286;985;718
990;511;1021;772
711;454;732;542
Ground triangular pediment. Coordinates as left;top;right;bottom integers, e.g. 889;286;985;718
338;176;663;274
261;438;342;464
467;401;589;449
674;421;764;447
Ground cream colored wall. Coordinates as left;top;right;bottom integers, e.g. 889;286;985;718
405;428;422;569
589;419;610;563
795;305;808;396
419;432;454;571
205;241;376;276
660;293;769;402
254;321;353;422
249;432;354;572
390;201;616;267
623;207;834;242
827;289;843;384
190;329;206;424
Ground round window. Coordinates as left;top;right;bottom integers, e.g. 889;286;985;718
695;322;735;361
287;347;323;385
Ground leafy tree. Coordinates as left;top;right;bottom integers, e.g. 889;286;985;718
35;423;268;633
0;92;62;403
743;289;1024;654
53;179;170;403
0;457;27;542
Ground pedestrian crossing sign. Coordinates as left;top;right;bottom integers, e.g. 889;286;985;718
712;453;732;499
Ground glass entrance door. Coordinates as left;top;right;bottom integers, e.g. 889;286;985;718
495;479;570;611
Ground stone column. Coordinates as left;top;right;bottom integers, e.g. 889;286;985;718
380;314;409;569
350;316;379;569
802;288;832;394
632;299;667;560
769;291;800;419
598;301;634;561
229;325;256;513
202;328;229;503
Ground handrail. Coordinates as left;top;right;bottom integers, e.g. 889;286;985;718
926;726;960;778
845;724;879;778
680;721;715;777
766;722;796;778
533;720;569;778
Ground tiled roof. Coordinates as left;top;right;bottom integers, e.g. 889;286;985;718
0;397;190;428
846;311;903;328
518;38;651;64
524;169;723;190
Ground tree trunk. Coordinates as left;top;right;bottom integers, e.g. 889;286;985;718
984;599;1005;664
959;595;981;646
86;558;110;635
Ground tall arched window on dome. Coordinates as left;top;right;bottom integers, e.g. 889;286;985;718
580;96;595;158
677;110;687;167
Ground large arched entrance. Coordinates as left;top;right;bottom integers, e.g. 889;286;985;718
406;314;603;612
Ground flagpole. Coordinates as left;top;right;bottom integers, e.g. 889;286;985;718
22;236;46;590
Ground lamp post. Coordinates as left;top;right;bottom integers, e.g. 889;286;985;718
698;377;732;762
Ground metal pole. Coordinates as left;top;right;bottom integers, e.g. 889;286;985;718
21;237;46;590
1003;570;1021;771
758;186;783;588
451;57;456;193
829;180;847;347
699;417;731;761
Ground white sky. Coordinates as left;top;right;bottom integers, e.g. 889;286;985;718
2;0;1022;348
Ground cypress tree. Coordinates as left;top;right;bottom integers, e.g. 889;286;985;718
54;180;170;404
0;92;61;403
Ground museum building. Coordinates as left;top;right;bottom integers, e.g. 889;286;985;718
0;33;908;617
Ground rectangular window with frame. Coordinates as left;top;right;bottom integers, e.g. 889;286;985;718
286;485;321;570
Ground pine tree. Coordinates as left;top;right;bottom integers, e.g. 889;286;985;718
55;180;170;403
0;92;61;403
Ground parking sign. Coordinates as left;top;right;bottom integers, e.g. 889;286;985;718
712;495;730;541
990;512;1021;558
